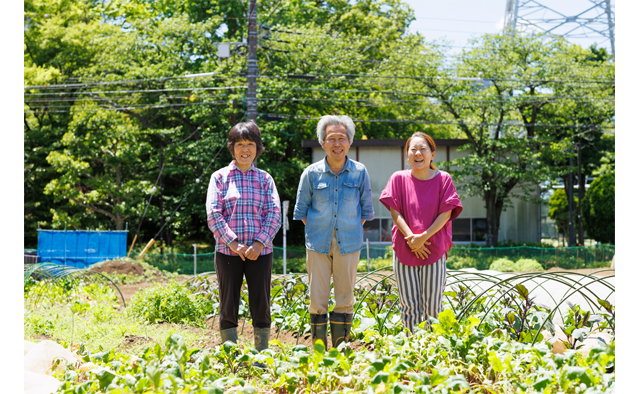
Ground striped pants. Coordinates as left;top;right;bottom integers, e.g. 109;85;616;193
393;254;447;333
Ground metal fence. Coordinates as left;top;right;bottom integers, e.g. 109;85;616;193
139;244;615;275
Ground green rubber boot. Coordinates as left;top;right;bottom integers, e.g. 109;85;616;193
252;327;271;369
254;327;271;352
330;312;353;349
219;327;238;345
310;313;328;351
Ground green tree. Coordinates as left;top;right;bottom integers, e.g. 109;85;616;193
25;0;429;248
44;107;154;230
372;31;604;246
548;189;578;244
582;172;615;244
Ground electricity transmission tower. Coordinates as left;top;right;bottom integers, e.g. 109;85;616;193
503;0;615;58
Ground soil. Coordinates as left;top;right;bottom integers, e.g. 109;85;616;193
157;317;370;353
90;259;146;276
117;335;154;353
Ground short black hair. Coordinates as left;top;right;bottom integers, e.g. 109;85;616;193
227;121;264;159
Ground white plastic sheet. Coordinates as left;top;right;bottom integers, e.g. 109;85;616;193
24;340;81;393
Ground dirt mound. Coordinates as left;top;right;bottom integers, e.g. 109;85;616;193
90;259;145;276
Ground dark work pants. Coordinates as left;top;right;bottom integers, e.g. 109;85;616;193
215;252;273;331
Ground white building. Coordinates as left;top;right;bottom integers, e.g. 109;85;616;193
302;139;541;245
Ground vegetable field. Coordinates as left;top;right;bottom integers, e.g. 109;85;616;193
24;261;615;393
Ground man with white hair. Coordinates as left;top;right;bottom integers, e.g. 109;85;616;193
293;115;374;350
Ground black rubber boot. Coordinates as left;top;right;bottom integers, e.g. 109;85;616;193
310;313;328;351
329;312;353;349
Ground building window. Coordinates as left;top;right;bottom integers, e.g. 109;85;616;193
366;217;487;243
363;220;380;242
452;218;487;243
363;218;394;242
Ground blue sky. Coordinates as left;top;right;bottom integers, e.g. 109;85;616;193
401;0;615;54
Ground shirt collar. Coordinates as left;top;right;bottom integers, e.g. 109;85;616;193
322;156;352;175
230;160;257;173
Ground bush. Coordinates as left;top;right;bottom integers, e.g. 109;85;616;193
448;256;479;270
357;257;393;272
273;256;307;274
127;280;210;327
489;258;516;272
514;258;543;271
583;172;615;244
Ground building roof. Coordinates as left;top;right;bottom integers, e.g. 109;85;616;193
301;138;470;148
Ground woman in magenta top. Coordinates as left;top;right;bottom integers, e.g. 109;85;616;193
379;132;463;333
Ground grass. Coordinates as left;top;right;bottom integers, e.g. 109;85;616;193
24;277;213;357
24;302;211;356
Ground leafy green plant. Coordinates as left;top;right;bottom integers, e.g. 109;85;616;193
448;256;479;270
495;284;553;343
127;280;209;327
357;257;392;272
25;313;57;336
514;258;543;271
489;258;516;272
558;302;603;350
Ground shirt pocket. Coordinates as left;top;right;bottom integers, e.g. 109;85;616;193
224;183;241;211
342;181;359;201
313;182;330;203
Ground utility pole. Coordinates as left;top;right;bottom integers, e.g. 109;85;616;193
577;142;584;246
159;144;164;257
568;153;575;247
246;0;258;121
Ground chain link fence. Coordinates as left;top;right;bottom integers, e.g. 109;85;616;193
139;244;614;275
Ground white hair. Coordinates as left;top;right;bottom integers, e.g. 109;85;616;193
316;115;356;145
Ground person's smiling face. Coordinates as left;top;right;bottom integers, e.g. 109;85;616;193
322;124;350;163
407;136;435;170
233;139;257;171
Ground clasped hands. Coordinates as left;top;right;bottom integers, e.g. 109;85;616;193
229;240;264;261
404;231;431;260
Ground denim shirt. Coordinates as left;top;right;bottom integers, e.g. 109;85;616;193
293;156;375;255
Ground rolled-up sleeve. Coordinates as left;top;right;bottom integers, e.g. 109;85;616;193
359;167;375;220
255;174;282;247
206;173;237;246
438;173;463;221
293;169;312;221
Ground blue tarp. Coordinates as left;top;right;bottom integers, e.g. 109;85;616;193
37;230;128;268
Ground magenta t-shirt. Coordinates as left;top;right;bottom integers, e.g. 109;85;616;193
379;170;463;267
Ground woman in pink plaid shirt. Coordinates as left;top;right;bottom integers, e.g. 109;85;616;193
206;121;282;357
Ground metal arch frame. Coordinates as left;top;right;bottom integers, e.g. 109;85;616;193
25;262;127;308
504;0;615;58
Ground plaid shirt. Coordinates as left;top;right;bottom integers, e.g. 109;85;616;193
206;161;281;256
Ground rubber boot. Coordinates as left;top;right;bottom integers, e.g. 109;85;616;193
310;313;328;351
330;312;353;349
252;327;271;369
219;327;238;345
254;327;271;352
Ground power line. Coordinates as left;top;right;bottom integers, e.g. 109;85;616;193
256;72;614;84
24;100;230;114
257;96;613;104
24;85;247;97
24;72;224;90
259;113;613;129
